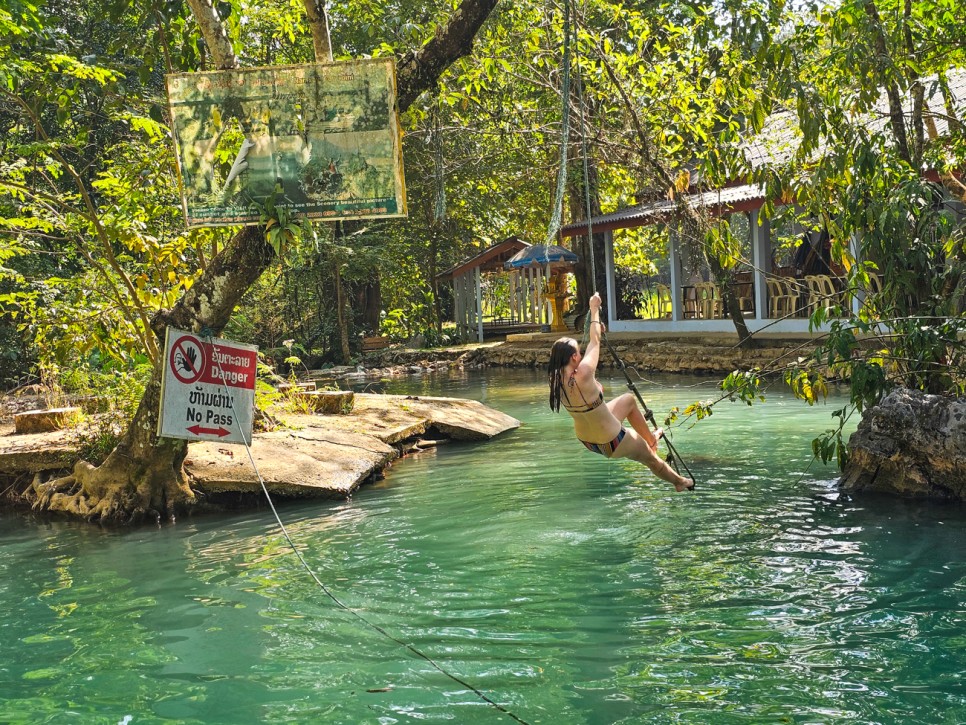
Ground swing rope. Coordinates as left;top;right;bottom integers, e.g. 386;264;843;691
568;3;695;484
543;0;572;245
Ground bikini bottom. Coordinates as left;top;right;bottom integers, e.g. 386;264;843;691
580;427;626;458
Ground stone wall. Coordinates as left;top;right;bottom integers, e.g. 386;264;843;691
469;340;799;375
364;338;802;377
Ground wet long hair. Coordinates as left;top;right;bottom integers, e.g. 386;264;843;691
548;337;578;412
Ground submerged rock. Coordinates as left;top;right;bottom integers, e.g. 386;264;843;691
840;388;966;500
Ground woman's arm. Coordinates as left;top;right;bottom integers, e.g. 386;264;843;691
577;293;603;378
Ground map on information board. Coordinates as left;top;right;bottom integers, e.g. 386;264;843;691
166;59;407;227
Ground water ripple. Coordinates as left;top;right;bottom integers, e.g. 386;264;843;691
3;370;966;724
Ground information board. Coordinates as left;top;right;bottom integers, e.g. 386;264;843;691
158;328;258;445
166;59;407;227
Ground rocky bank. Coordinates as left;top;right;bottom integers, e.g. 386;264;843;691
841;389;966;500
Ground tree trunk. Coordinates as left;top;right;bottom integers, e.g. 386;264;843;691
359;277;382;333
28;0;498;524
301;0;333;61
706;253;755;348
334;260;351;363
185;0;237;69
32;226;275;522
26;0;499;524
395;0;498;112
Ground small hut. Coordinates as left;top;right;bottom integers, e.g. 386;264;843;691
437;237;572;342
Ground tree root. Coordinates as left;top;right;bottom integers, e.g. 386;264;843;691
26;449;197;525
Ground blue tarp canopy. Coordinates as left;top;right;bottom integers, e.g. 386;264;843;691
504;244;579;269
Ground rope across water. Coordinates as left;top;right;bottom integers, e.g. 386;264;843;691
207;336;532;725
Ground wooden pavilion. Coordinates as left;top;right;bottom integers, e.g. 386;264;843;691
437;237;556;342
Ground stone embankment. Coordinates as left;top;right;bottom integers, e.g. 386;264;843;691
361;335;806;377
0;394;520;507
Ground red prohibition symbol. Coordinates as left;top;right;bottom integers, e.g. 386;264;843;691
170;335;206;384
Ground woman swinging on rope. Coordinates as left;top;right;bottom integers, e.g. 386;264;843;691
548;293;694;492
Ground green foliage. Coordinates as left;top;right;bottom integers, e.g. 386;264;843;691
259;194;308;257
56;360;153;464
0;0;201;382
722;369;765;406
379;287;450;347
812;427;848;470
784;368;830;406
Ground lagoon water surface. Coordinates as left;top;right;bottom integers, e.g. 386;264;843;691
2;369;965;724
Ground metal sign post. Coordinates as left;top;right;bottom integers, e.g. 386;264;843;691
158;327;258;445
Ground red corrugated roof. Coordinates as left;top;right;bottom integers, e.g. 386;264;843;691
436;237;531;281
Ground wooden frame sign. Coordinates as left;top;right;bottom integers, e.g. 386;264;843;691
166;59;407;227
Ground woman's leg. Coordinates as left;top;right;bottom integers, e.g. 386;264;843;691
614;430;693;492
607;393;660;449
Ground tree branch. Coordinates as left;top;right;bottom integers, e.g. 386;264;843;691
185;0;238;70
396;0;498;113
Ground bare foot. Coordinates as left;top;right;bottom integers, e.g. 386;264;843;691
674;478;695;492
649;427;664;451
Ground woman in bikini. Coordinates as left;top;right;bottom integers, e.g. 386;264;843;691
548;292;694;492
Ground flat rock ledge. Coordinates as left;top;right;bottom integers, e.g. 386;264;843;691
840;388;966;500
0;394;520;503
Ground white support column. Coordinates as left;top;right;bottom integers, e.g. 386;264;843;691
529;268;537;322
669;226;683;321
464;275;471;339
545;263;553;324
453;277;463;339
460;274;469;340
475;266;483;342
604;231;616;321
751;209;769;319
535;267;543;324
521;270;529;323
510;272;518;323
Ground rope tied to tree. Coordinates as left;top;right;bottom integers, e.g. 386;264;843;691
543;0;572;245
567;1;694;484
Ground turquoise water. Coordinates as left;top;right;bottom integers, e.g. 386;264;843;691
2;369;966;724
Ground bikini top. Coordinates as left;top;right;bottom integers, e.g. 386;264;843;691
561;373;604;414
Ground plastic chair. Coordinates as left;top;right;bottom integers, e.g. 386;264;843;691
694;282;715;320
734;274;754;316
682;285;701;319
781;277;803;317
804;275;823;314
765;278;788;318
816;275;841;315
694;282;723;319
654;284;673;319
861;273;883;317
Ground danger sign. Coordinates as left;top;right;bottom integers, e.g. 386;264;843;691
158;327;258;445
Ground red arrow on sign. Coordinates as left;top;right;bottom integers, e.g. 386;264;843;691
187;424;230;437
